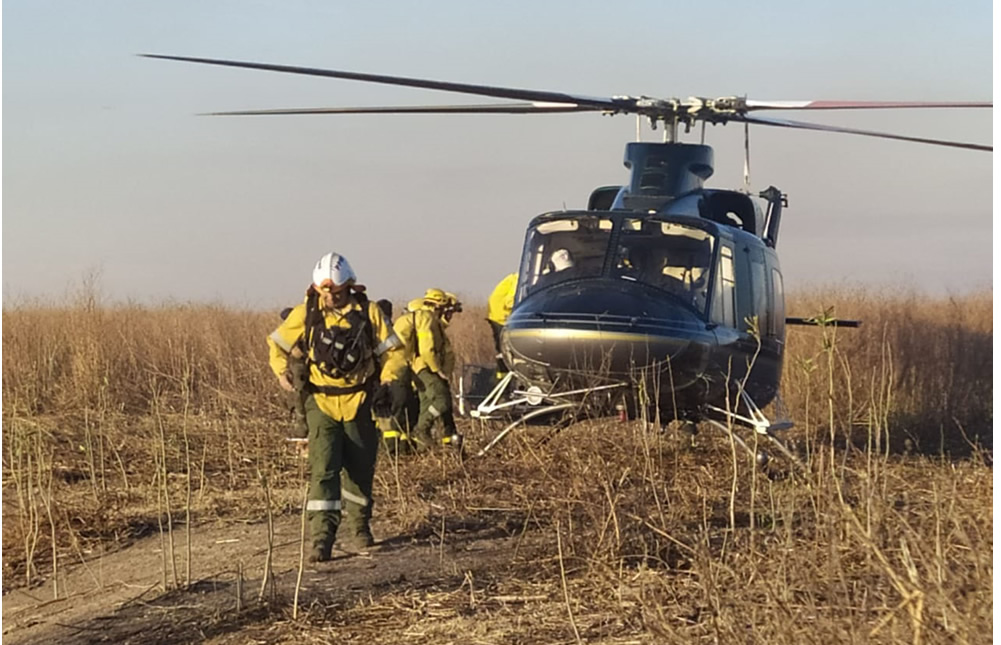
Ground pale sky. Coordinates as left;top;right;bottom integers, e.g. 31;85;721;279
3;0;993;309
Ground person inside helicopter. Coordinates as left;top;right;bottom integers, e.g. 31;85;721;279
612;219;714;313
547;248;574;273
531;248;577;291
521;216;613;294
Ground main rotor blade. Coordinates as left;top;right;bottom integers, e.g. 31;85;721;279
745;99;992;111
737;114;992;151
202;102;600;116
141;54;622;110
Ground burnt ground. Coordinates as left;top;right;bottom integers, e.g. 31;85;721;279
2;508;547;645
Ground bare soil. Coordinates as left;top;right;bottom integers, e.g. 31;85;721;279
3;504;548;645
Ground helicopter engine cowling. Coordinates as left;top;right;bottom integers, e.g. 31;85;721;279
612;143;714;212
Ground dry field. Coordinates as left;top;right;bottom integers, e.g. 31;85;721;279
1;288;992;644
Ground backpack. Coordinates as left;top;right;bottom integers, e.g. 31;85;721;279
303;289;375;380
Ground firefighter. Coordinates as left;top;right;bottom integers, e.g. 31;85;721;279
268;252;407;562
394;288;462;451
487;272;518;377
374;297;423;454
370;298;411;454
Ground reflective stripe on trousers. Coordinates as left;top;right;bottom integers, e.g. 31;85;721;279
341;489;369;507
306;499;341;511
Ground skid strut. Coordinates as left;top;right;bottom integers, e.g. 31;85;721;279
471;375;626;457
705;388;802;469
476;402;576;457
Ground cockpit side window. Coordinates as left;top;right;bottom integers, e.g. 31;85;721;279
519;216;613;298
770;268;786;341
613;219;715;313
711;243;737;327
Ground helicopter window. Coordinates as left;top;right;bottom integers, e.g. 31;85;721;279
712;244;736;327
749;251;768;333
520;216;614;296
770;268;786;341
613;219;714;312
700;193;760;235
536;220;579;234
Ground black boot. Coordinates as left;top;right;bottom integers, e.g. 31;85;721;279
308;541;332;562
337;527;376;554
306;536;334;560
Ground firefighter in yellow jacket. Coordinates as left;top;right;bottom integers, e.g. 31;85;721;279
378;297;425;453
268;252;407;562
487;272;518;376
394;288;462;450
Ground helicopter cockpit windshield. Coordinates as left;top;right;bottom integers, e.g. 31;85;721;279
613;219;714;312
518;214;715;314
520;215;614;293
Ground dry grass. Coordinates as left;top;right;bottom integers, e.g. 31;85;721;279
1;288;992;643
782;288;992;455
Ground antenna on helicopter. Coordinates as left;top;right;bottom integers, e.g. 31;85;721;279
743;121;751;190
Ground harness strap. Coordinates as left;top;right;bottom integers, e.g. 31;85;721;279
306;380;371;396
304;290;376;379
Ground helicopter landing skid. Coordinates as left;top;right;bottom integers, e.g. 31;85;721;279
471;374;627;457
475;402;577;457
470;372;626;420
704;389;802;469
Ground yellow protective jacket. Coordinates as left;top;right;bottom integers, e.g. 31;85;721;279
267;294;405;421
393;305;455;378
487;272;518;325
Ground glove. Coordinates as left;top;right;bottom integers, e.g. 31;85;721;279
388;380;408;418
371;383;394;417
278;370;296;393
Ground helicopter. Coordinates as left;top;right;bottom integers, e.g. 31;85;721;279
143;54;991;461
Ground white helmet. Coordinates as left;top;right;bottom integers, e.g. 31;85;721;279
550;248;574;272
312;252;356;288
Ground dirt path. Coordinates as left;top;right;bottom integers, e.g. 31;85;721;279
2;508;535;645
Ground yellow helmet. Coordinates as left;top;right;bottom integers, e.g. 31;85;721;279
445;292;463;313
423;288;449;308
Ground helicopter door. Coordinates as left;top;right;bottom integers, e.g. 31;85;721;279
734;244;782;392
748;247;783;358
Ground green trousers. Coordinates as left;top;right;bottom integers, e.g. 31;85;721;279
394;367;420;435
304;394;379;551
411;369;456;446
